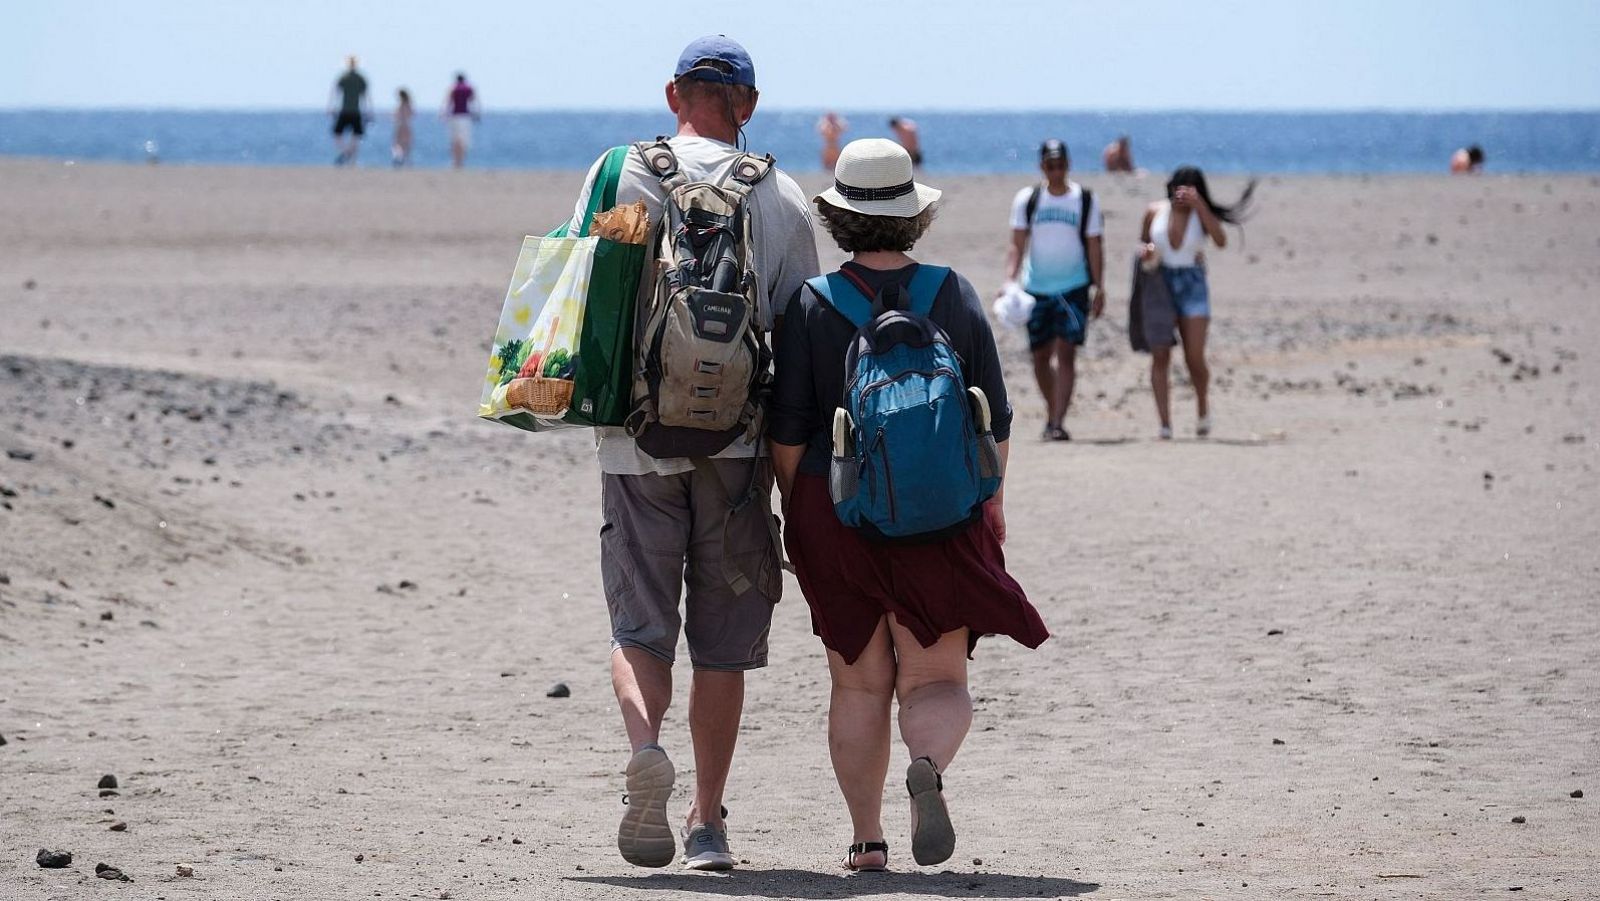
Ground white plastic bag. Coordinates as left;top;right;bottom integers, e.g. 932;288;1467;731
992;281;1033;330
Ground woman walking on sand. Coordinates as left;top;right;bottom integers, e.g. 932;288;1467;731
1140;166;1255;439
392;89;414;167
770;139;1048;873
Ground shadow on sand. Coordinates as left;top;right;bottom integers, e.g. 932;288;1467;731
568;868;1099;898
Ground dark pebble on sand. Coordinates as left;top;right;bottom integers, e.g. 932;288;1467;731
0;733;7;746
100;611;114;621
109;821;127;832
1571;789;1584;798
546;682;571;698
355;853;364;863
6;449;34;461
398;580;417;590
1272;738;1286;745
94;494;116;509
23;278;37;290
98;774;118;789
1266;628;1284;636
99;789;119;798
36;849;72;868
1511;815;1526;824
95;862;131;881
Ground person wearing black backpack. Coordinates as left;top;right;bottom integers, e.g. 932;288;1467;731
770;139;1049;873
1001;139;1105;440
565;36;821;873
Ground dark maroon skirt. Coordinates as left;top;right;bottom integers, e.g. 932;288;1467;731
783;473;1050;665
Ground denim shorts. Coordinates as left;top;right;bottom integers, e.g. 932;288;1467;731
1161;266;1210;318
1026;285;1091;350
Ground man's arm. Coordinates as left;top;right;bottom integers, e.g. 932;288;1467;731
1004;230;1028;285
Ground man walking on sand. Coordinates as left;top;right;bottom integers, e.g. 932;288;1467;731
566;35;818;871
329;55;371;166
1003;139;1104;440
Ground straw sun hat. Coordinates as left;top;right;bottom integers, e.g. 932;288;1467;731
814;138;941;218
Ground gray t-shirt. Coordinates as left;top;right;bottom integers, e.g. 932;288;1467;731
569;135;820;476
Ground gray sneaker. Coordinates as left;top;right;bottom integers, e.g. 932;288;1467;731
617;746;675;868
681;821;735;871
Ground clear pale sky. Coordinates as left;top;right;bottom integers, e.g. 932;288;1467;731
5;0;1598;111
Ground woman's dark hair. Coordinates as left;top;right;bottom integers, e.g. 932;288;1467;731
398;88;411;104
1467;144;1485;165
1166;166;1257;225
815;200;936;253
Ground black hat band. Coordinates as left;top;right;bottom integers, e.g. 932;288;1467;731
834;180;915;202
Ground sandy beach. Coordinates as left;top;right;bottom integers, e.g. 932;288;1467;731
1;158;1597;900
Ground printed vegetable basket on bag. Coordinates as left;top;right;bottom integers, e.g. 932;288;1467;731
477;146;649;431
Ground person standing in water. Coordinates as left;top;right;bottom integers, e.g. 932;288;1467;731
818;111;848;170
1102;135;1134;173
1139;166;1256;439
889;117;923;168
1450;144;1485;174
328;56;371;166
1003;139;1104;441
443;73;480;169
392;88;414;167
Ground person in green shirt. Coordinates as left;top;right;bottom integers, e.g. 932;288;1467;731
328;56;371;166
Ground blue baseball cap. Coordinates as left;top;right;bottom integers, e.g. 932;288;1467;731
674;35;756;88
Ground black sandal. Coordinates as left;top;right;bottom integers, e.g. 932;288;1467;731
845;840;889;873
906;756;956;866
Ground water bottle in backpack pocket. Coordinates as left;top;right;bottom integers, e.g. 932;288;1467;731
809;265;1002;543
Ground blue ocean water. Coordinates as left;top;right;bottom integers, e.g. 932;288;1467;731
1;109;1597;174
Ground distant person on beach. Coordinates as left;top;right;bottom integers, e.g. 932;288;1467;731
392;89;414;167
443;73;480;169
1139;166;1256;439
889;117;923;168
818;111;848;170
1002;139;1104;441
565;35;818;872
1451;144;1485;174
1103;134;1135;172
771;137;1047;873
328;56;371;166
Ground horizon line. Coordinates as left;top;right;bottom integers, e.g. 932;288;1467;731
3;104;1599;117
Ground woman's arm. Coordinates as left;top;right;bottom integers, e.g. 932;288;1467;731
1179;187;1228;248
771;442;805;507
984;440;1010;543
767;287;818;508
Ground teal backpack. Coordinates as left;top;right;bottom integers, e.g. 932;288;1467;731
805;264;1002;542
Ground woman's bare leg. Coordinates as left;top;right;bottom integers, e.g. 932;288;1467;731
1152;345;1173;431
1178;316;1211;420
826;616;895;868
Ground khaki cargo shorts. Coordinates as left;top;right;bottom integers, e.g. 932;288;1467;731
600;459;781;671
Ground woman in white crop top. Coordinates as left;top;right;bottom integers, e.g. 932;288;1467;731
1139;166;1255;439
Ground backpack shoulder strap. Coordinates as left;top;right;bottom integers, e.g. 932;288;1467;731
635;138;687;191
906;265;951;317
1078;186;1094;249
806;273;873;329
1024;184;1043;230
721;152;775;199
